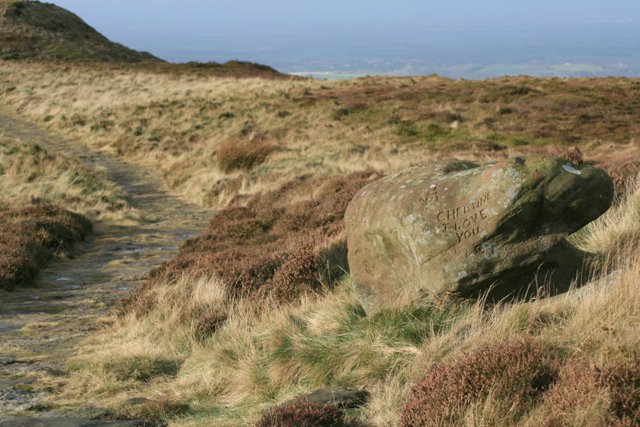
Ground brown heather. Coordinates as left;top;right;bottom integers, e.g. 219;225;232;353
542;359;640;426
125;172;377;318
115;396;190;426
0;203;91;289
401;338;560;426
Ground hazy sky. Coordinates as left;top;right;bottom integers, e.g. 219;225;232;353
48;1;640;77
52;0;640;38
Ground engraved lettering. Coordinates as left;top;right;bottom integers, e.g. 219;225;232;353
437;192;491;247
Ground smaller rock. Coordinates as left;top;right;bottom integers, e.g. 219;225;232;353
285;388;370;409
124;397;151;406
0;357;20;366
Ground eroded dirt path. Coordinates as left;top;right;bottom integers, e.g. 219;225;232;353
0;113;211;425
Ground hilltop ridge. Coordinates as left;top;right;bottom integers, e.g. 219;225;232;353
0;0;160;62
0;0;290;78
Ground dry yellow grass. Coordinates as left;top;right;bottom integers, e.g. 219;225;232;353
51;178;640;426
0;133;136;223
3;61;640;425
2;61;638;209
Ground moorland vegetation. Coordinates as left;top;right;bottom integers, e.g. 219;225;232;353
1;1;640;425
2;59;640;427
0;132;132;291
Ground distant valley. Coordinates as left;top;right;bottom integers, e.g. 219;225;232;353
114;22;640;79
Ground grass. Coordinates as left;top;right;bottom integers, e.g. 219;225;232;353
0;134;135;222
0;62;638;209
103;355;181;382
217;138;278;173
47;175;640;426
1;53;640;425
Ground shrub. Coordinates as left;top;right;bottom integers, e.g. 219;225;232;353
400;338;560;426
0;204;92;289
548;145;583;165
396;123;419;137
543;359;640;426
217;138;278;172
194;310;228;341
256;401;348;427
597;159;640;202
126;172;378;315
333;108;352;121
603;362;640;424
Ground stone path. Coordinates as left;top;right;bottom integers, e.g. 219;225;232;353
0;113;211;425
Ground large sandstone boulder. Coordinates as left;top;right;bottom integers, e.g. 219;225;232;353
345;157;613;313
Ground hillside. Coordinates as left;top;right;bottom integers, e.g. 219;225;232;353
1;7;640;424
0;0;159;62
1;62;639;425
0;0;290;78
1;62;636;208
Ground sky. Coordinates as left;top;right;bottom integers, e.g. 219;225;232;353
51;0;640;37
48;1;640;77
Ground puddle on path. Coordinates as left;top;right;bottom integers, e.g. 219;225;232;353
0;323;20;332
0;113;213;421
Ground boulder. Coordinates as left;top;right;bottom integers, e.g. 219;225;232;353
345;157;613;313
284;388;370;409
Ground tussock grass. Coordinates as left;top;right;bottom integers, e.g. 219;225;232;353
217;138;278;173
55;175;640;425
571;175;640;255
0;134;135;222
104;355;181;382
114;397;191;425
1;62;638;209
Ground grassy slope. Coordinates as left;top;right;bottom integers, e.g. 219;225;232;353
0;62;638;209
1;62;639;424
0;134;132;291
0;0;159;62
59;185;640;426
0;134;133;220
